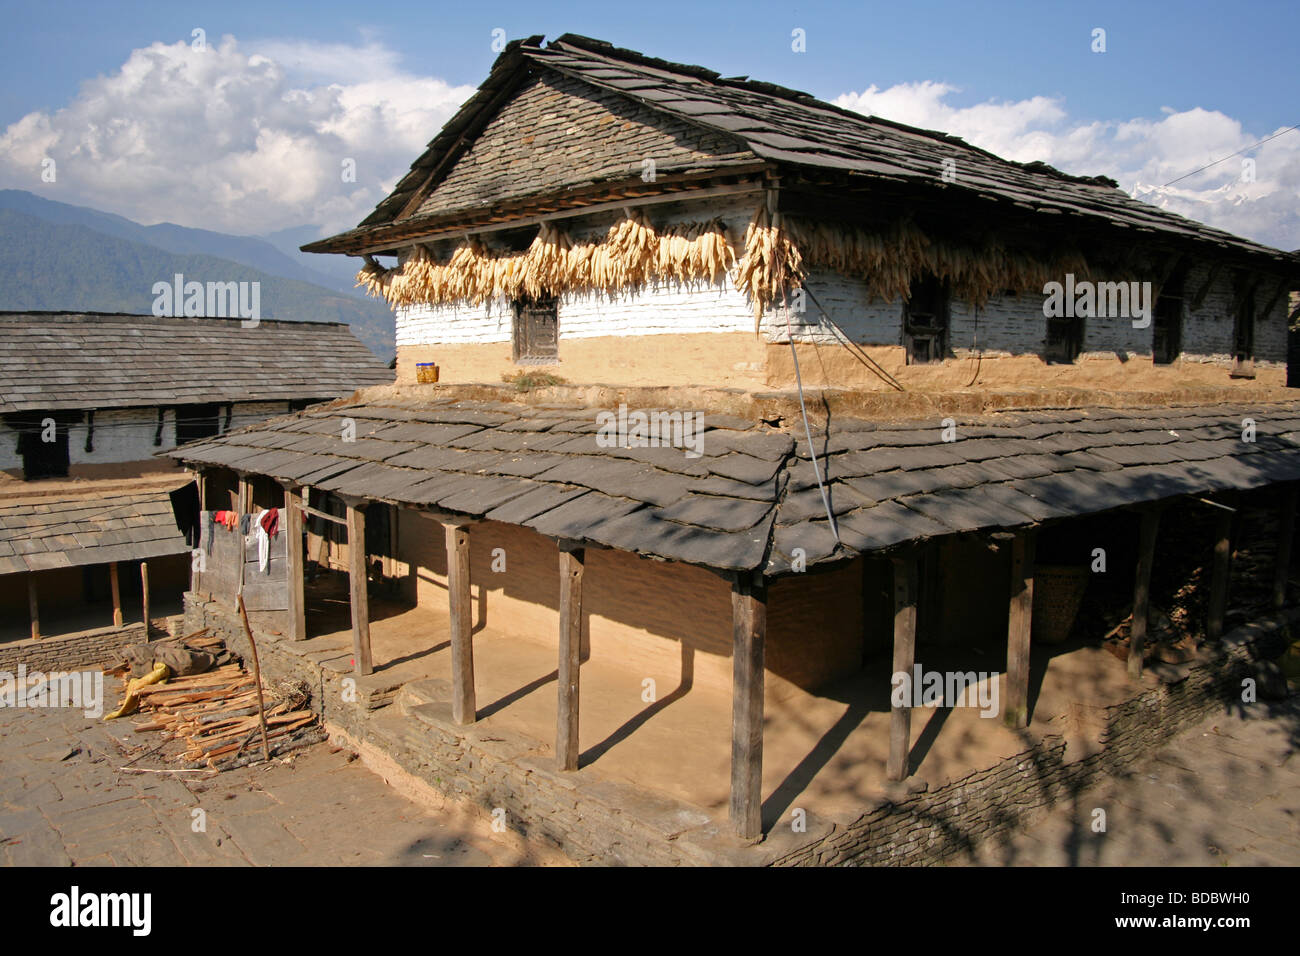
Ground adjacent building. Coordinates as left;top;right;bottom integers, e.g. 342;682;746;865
0;311;393;644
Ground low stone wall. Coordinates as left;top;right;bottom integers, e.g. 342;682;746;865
0;623;149;673
183;591;1292;866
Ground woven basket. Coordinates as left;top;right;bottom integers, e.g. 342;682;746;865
1032;565;1090;644
415;362;440;384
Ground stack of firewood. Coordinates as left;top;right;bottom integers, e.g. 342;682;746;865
129;663;319;769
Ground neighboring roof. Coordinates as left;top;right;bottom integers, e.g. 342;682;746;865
164;396;1300;575
307;34;1298;272
0;480;191;575
0;312;394;414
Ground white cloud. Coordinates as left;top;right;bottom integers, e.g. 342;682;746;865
835;84;1300;252
0;35;475;237
4;40;1295;256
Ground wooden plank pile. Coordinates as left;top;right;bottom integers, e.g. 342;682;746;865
126;634;320;770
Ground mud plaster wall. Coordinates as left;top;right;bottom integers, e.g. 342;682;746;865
392;512;864;701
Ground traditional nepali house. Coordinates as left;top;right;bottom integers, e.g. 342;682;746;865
166;36;1300;851
0;312;392;647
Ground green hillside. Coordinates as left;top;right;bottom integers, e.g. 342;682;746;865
0;209;395;360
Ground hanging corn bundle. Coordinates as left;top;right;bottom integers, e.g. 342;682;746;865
354;257;395;300
358;211;743;308
655;219;734;285
734;206;806;330
781;215;1091;307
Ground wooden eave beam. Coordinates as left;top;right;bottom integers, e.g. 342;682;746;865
341;166;767;257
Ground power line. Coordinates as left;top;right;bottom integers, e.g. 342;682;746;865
1161;123;1300;187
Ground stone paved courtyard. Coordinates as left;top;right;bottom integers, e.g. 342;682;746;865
1;672;1295;866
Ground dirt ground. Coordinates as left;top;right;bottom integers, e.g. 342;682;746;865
0;674;569;867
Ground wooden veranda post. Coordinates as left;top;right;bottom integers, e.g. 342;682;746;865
193;471;207;596
556;542;585;771
1129;509;1161;679
1274;484;1297;610
730;572;767;841
888;553;918;779
109;561;123;627
284;485;307;641
1004;532;1035;728
141;561;150;640
345;500;373;676
1207;505;1234;639
27;574;39;641
445;519;476;724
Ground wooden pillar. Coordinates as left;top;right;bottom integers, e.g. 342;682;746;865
345;501;373;676
1207;506;1234;639
446;519;475;724
556;542;585;771
888;552;918;779
27;574;39;641
1273;484;1298;610
237;476;252;513
109;561;123;627
284;485;307;641
193;471;207;596
729;572;767;841
1129;509;1161;679
140;561;150;640
1004;532;1035;728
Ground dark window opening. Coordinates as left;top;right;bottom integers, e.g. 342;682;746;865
1232;289;1256;378
1153;277;1184;365
8;412;71;480
1045;313;1084;364
174;403;222;445
902;274;949;364
512;295;559;365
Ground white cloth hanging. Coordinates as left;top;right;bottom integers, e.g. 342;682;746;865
255;521;270;573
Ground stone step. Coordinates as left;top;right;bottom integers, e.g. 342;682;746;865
395;678;453;716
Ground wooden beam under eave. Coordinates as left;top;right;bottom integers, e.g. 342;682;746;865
446;520;476;724
284;485;307;641
729;572;767;841
1003;532;1035;729
556;542;585;771
1207;505;1234;639
1128;509;1161;679
1274;484;1298;610
345;502;374;676
888;552;918;779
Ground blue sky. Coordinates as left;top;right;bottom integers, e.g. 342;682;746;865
1;0;1296;247
4;0;1296;129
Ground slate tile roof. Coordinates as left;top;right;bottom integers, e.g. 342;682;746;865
0;481;191;574
307;34;1298;271
0;312;394;413
164;397;1300;575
